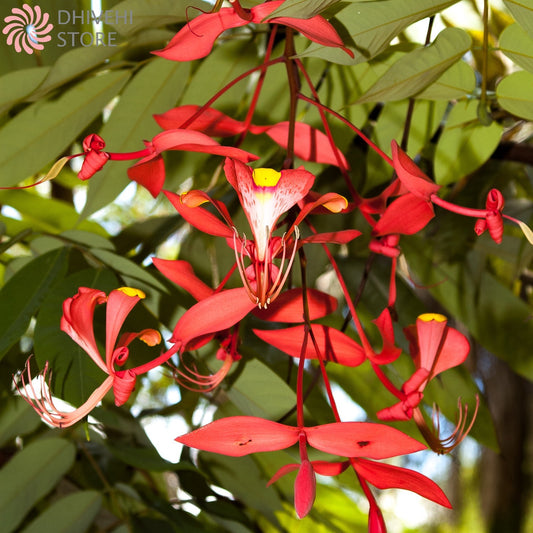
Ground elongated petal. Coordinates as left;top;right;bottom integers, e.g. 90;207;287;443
391;141;440;200
152;129;258;162
154;105;265;137
414;313;448;372
253;1;352;55
60;287;107;373
127;154;165;197
152;9;247;61
293;192;348;228
253;288;337;322
152;258;214;301
254;325;365;367
105;287;145;369
165;190;235;238
267;463;300;486
172;288;256;348
295;460;316;518
265;122;348;168
305;422;426;458
300;229;361;245
353;458;452;508
373;194;435;236
175;416;300;456
368;308;402;364
311;460;350;477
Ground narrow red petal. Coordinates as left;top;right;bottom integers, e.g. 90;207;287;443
172;288;256;348
391;141;441;199
253;325;365;367
152;9;247;62
267;463;300;486
127;154;165;197
154;105;249;137
305;422;426;458
175;416;299;457
253;288;337;322
373;194;435;236
368;308;402;364
432;327;470;376
294;460;316;518
415;314;448;372
311;460;350;477
353;457;452;508
165;190;235;238
300;229;361;245
152;258;214;301
265;122;349;168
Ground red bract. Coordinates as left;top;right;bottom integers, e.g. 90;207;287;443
156;106;349;168
16;287;162;427
175;415;450;518
153;0;353;62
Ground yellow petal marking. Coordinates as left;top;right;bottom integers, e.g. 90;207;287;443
117;287;146;299
252;168;281;187
418;313;447;322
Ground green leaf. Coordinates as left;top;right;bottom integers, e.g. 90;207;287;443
300;0;461;65
499;23;533;73
0;248;69;361
60;229;115;251
0;438;76;533
0;398;41;448
0;67;50;115
0;70;130;187
0;190;106;235
496;70;533;120
434;100;503;185
27;45;122;102
503;0;533;38
81;58;190;218
268;0;340;18
20;491;102;533
356;28;471;103
414;59;476;100
88;248;167;291
225;359;296;420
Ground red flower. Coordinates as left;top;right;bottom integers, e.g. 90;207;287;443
153;0;353;62
16;287;163;427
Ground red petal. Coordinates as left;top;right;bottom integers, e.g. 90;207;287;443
152;258;214;301
300;229;361;245
265;122;349;168
391;141;440;200
253;325;365;367
154;105;250;137
373;194;435;236
78;150;109;181
165;190;234;238
253;288;337;322
172;288;256;348
353;458;452;508
267;463;300;486
367;308;402;364
311;460;350;476
152;9;247;62
60;287;107;372
432;327;470;377
152;129;258;162
175;416;299;456
127;154;165;197
294;460;316;518
305;422;426;458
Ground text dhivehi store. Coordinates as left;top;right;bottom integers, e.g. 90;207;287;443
56;10;132;47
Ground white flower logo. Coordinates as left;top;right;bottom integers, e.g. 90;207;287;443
3;4;53;54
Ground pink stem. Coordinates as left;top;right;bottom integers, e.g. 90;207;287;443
107;148;152;161
131;343;179;376
430;194;490;218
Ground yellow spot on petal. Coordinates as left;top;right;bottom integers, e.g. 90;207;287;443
253;168;281;187
117;287;146;299
418;313;447;322
140;329;161;346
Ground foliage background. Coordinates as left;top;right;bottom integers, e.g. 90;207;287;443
0;0;532;532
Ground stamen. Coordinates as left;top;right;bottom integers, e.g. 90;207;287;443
233;228;256;303
267;226;300;304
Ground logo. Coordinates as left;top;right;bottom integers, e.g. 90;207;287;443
3;4;53;54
